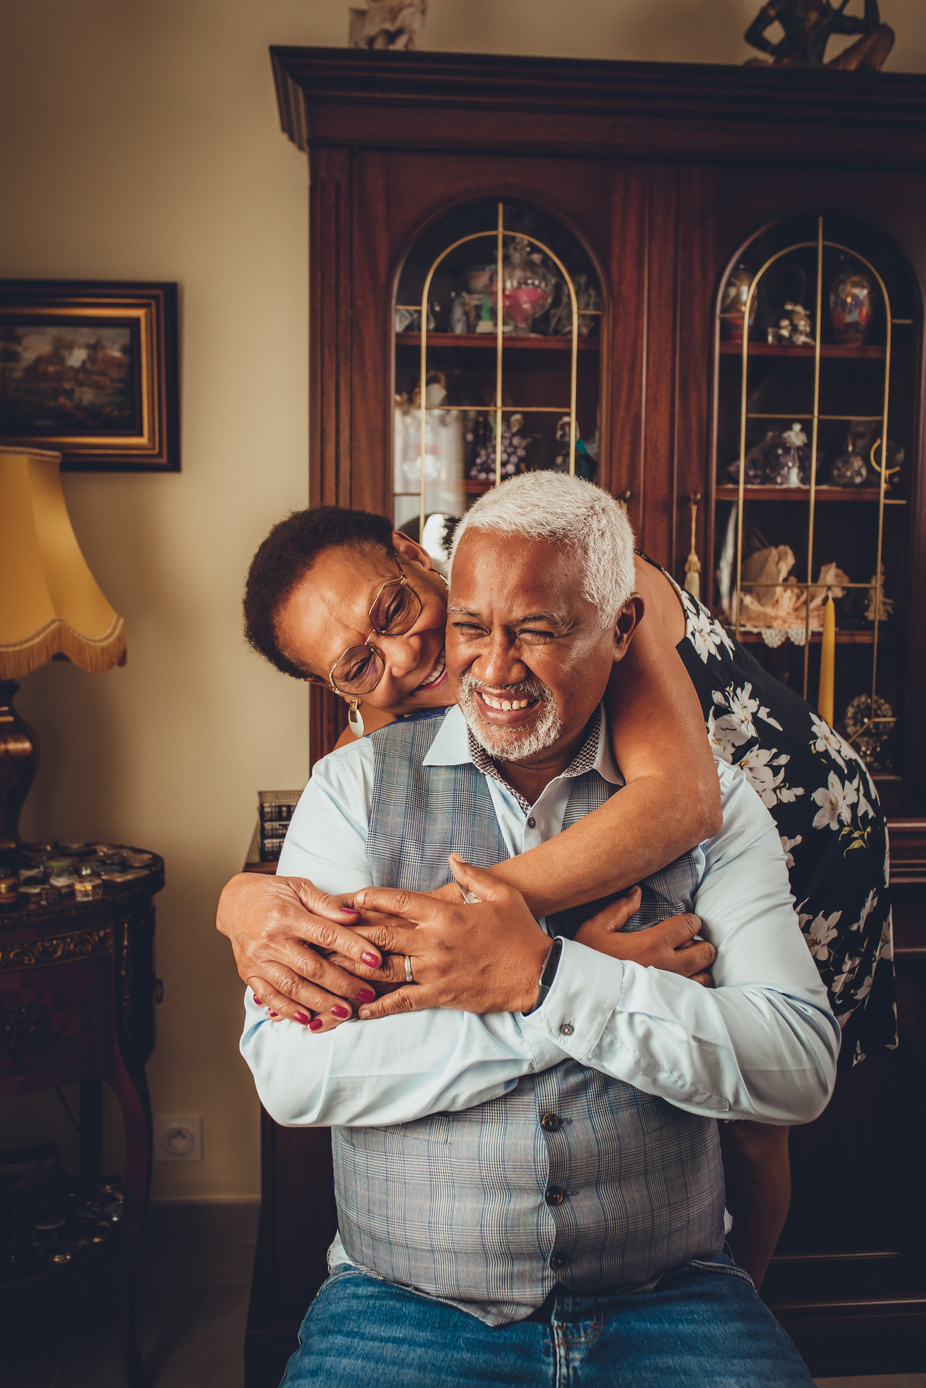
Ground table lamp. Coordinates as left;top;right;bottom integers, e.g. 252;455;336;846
0;446;126;857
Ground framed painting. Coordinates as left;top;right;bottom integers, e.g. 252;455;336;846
0;281;179;471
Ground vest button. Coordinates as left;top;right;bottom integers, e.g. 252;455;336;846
540;1113;562;1132
527;817;536;829
550;1253;569;1270
545;1187;565;1206
559;1022;574;1036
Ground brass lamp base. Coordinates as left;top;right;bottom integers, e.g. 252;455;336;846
0;680;37;855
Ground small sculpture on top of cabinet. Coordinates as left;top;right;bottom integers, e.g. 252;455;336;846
744;0;894;71
349;0;427;51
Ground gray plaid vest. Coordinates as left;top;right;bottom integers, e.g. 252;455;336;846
331;710;725;1325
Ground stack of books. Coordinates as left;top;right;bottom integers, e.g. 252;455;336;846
258;790;301;862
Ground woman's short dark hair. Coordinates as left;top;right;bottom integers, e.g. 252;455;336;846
243;506;395;678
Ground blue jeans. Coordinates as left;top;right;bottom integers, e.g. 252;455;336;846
280;1254;814;1387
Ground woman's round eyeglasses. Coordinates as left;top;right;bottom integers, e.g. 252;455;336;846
310;562;423;697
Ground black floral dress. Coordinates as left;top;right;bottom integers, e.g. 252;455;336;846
664;571;895;1069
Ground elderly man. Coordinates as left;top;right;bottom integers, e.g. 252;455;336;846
240;473;838;1387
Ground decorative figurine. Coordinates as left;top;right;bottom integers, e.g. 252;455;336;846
449;292;469;335
395;306;418;333
731;426;814;486
720;263;756;343
546;281;573;337
469;413;532;482
394;371;464;509
737;545;849;636
844;692;895;771
829;423;870;485
349;0;427;50
785;301;814;345
552;417;598;480
781;421;808;487
864;564;893;624
574;274;601;338
474;292;496;334
870;435;904;490
491;237;556;334
767;302;814;346
744;0;894;71
829;260;877;344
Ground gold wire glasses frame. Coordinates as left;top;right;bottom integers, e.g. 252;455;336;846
308;563;423;697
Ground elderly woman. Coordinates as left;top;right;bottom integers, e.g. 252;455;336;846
218;498;893;1283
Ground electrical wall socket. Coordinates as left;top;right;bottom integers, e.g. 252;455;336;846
154;1114;203;1162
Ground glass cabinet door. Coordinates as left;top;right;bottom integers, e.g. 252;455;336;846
393;200;603;562
712;213;917;807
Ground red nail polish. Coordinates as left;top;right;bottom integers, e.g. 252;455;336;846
293;1012;311;1026
339;908;360;917
309;1018;324;1031
268;1011;279;1019
356;989;376;1004
252;996;264;1006
362;952;380;967
331;1004;350;1018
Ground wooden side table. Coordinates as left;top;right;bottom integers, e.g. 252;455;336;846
0;850;164;1388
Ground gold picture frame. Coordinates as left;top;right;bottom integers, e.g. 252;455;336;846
0;280;179;471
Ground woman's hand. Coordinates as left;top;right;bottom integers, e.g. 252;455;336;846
575;886;715;985
217;873;389;1030
348;859;554;1019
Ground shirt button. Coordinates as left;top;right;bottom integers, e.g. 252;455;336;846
527;817;536;829
559;1022;574;1036
550;1253;569;1271
545;1187;565;1206
539;1113;562;1132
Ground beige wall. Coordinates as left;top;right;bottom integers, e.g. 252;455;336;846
1;0;923;1199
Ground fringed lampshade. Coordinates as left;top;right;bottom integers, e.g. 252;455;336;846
0;446;127;854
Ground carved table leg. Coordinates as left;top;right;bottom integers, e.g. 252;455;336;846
79;1078;103;1189
108;1050;152;1388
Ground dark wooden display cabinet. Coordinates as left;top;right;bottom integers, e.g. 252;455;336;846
244;47;926;1386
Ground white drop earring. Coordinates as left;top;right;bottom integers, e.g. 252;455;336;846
348;699;365;738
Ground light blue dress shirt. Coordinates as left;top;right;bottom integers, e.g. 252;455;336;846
241;706;839;1130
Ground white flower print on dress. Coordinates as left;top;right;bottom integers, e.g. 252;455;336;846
780;833;802;869
848;889;878;935
707;685;804;807
809;712;848;771
737;745;790;807
707;706;750;763
811;771;858;830
684;596;735;664
801;908;842;961
851;775;875;823
672;567;896;1062
831;953;861;1000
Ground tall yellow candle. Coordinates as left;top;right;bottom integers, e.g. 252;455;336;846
818;595;836;724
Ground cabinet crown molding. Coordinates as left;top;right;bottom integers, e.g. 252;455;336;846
271;46;926;169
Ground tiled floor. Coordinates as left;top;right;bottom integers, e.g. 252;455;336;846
4;1199;259;1388
3;1202;923;1387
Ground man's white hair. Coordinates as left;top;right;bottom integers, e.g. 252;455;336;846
449;472;636;627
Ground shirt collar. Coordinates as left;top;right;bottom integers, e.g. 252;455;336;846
423;704;624;798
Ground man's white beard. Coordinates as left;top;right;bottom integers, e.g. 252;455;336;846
457;674;563;762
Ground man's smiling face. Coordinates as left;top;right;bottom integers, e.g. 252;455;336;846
447;528;620;779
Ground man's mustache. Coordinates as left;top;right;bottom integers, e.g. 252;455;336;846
457;674;552;704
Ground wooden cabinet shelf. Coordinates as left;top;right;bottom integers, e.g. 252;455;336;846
719;342;887;358
733;628;892;645
396;332;599;351
714;485;900;502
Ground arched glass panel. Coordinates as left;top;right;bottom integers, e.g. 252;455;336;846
712;212;916;781
393;200;602;562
